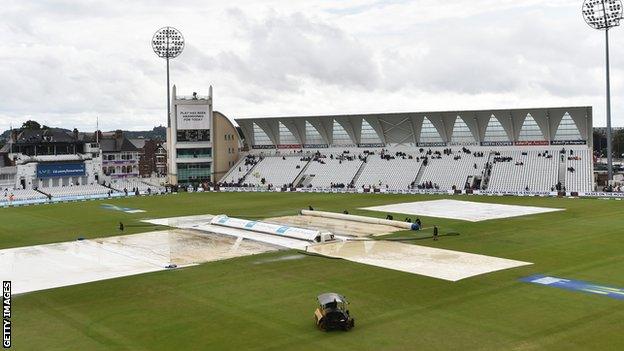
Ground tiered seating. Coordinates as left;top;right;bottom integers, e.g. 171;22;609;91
40;184;112;198
244;156;309;187
110;179;163;193
303;156;363;188
228;146;593;193
487;150;558;192
565;149;593;192
222;156;259;184
419;151;486;189
0;189;47;203
355;154;422;189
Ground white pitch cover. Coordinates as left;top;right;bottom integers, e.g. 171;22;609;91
210;215;321;242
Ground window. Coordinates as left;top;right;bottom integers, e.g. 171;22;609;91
450;116;474;143
253;123;273;146
419;117;443;143
305;121;324;144
177;162;211;183
279;122;298;144
177;129;210;142
483;115;509;142
518;114;545;141
332;120;352;145
360;119;382;144
177;148;211;158
554;113;582;141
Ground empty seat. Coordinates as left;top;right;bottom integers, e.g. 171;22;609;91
243;156;309;187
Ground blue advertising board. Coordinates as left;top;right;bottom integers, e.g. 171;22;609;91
37;163;86;178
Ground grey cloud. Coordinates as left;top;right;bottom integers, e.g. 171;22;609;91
0;0;622;131
213;11;380;92
376;4;615;98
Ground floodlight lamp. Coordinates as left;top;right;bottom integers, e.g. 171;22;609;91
582;0;622;30
151;26;185;59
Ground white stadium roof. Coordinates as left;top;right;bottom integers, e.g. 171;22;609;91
235;106;592;148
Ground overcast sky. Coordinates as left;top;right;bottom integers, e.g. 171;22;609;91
0;0;622;132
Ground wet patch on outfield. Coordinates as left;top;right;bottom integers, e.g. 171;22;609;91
101;203;146;213
0;229;278;294
252;253;306;265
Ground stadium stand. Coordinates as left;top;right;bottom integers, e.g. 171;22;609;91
229;107;596;194
221;155;261;184
565;149;593;193
299;153;363;188
224;145;594;193
486;150;559;192
0;189;47;203
417;148;487;190
109;179;164;194
39;184;112;198
243;156;309;187
355;151;422;190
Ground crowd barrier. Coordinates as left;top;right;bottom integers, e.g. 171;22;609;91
0;191;171;208
4;187;621;209
209;186;624;199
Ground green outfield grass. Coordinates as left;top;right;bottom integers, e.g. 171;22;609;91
4;193;624;350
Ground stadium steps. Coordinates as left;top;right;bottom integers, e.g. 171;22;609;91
292;158;313;186
227;156;262;185
350;157;369;186
466;175;474;189
241;159;264;183
481;152;494;190
298;174;314;187
35;188;51;197
413;163;426;186
103;182;119;191
558;158;566;190
221;157;250;183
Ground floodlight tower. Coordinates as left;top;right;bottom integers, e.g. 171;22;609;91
582;0;622;182
151;27;185;127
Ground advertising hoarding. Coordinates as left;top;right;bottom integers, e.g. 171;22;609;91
37;163;86;178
